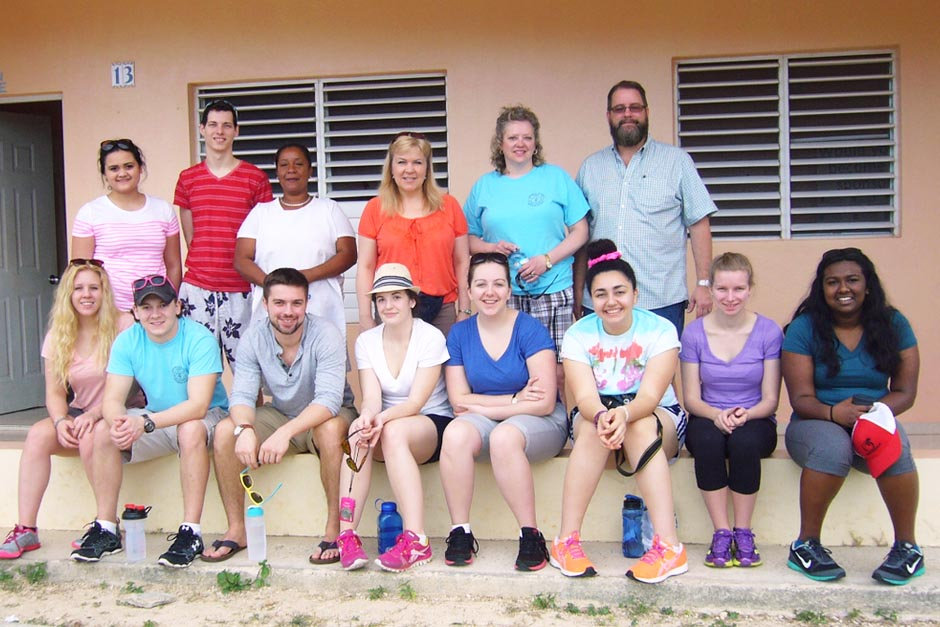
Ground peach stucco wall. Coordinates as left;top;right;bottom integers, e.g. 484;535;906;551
1;0;937;420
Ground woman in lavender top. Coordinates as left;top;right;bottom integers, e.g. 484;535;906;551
680;253;782;569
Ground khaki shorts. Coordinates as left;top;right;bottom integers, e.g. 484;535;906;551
124;406;227;464
254;404;357;456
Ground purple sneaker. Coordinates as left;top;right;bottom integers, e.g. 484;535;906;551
704;528;733;568
337;529;369;571
732;527;762;567
376;530;432;572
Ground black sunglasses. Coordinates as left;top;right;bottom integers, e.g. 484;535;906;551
100;139;134;153
69;258;104;268
470;252;510;267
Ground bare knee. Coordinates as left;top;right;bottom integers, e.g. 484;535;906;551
177;421;208;455
213;418;235;455
24;420;59;457
313;416;346;452
440;421;478;460
489;423;525;460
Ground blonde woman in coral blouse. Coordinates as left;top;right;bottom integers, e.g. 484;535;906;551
356;132;470;336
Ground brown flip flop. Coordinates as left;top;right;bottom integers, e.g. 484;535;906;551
309;539;340;565
201;539;246;562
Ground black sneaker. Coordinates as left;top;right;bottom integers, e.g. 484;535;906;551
157;525;204;568
787;538;846;581
444;527;479;566
70;521;122;562
872;541;925;585
515;527;549;572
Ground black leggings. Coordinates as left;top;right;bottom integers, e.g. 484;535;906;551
684;416;777;494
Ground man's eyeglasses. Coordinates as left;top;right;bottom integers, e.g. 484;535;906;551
69;258;104;268
342;427;371;473
240;468;283;506
608;104;647;115
132;275;168;291
100;139;134;153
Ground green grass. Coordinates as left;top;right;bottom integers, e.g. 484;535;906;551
398;581;417;601
17;561;47;584
619;596;652;617
217;561;272;594
585;604;611;616
532;593;557;610
565;603;581;614
122;581;145;594
367;586;386;600
794;609;828;624
874;607;898;622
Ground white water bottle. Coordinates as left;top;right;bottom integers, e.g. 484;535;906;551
246;505;267;562
121;504;150;563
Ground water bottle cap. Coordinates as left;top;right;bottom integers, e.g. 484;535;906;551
380;501;398;512
246;505;264;517
623;494;643;509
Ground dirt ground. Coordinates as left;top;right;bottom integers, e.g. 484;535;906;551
0;577;938;627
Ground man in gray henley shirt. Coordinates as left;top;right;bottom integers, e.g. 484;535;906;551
204;268;356;563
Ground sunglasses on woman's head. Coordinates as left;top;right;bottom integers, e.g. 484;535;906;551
470;252;509;267
69;258;104;268
391;131;427;144
100;139;134;153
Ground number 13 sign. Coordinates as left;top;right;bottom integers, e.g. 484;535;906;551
111;62;135;88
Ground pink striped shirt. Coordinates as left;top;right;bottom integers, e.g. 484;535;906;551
72;195;180;312
174;161;273;292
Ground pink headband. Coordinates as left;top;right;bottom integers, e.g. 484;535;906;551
587;251;622;269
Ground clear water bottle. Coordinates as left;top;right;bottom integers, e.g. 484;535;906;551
508;251;529;276
377;500;403;554
246;505;267;562
121;504;150;563
621;495;645;557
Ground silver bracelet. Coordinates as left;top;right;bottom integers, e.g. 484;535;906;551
53;416;71;429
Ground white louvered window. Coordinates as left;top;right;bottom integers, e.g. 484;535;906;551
194;72;449;321
675;51;897;239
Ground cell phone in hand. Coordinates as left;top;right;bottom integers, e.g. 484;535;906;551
852;394;878;406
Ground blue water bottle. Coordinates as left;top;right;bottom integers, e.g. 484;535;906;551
377;500;403;554
622;494;646;557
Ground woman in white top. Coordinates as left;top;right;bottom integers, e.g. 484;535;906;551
71;139;181;313
336;263;452;573
235;143;357;336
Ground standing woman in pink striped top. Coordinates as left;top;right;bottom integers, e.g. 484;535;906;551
71;139;182;314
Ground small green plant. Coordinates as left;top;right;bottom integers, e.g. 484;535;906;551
874;607;898;622
848;530;864;547
726;611;739;620
17;561;47;584
217;560;271;593
287;615;314;626
794;609;828;624
398;580;417;601
564;603;581;614
122;581;145;594
367;586;386;600
143;621;157;627
585;604;611;616
0;568;17;591
847;608;862;620
660;607;674;616
619;596;652;617
711;618;737;627
532;593;557;610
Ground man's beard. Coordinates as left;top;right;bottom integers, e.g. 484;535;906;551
270;316;303;336
609;118;649;148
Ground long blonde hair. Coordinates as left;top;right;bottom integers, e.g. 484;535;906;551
377;134;444;216
46;262;121;388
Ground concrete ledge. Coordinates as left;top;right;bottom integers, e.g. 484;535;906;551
2;450;937;546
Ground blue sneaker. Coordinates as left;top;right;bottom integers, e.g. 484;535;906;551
872;541;925;585
787;538;845;581
704;529;733;568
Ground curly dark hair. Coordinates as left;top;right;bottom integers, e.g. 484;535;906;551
790;247;899;378
585;239;637;292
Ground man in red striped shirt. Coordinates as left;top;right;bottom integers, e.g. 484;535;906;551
175;99;274;368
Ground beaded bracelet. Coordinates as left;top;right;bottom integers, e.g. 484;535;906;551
592;409;605;427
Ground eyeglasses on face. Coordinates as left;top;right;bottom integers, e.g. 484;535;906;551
69;258;104;268
132;275;167;291
239;468;283;506
100;139;134;153
608;104;647;115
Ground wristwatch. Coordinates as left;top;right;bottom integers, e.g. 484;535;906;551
233;424;255;438
697;279;711;287
142;413;156;433
544;254;553;270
